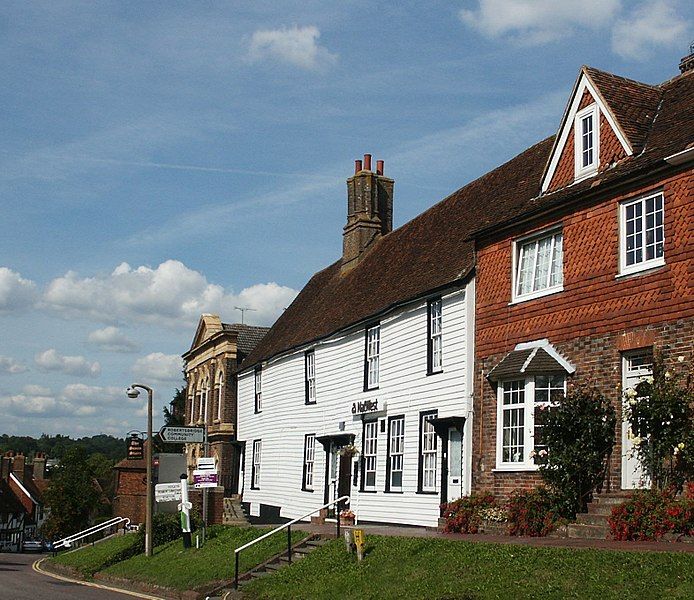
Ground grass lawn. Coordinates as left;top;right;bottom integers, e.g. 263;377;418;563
51;533;140;577
101;525;308;591
242;535;694;600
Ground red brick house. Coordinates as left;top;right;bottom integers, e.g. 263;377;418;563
471;60;693;497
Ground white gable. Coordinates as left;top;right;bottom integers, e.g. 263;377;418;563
541;70;633;193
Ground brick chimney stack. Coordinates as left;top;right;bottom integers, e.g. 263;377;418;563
342;154;394;273
0;453;12;480
33;452;46;480
12;452;25;482
679;43;694;73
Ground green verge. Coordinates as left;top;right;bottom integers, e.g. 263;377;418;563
101;525;308;591
50;533;140;577
242;536;694;600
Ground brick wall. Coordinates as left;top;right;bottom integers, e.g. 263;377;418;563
189;488;224;524
473;167;693;498
113;469;146;524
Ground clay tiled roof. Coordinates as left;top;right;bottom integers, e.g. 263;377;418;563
221;323;270;356
488;348;571;381
584;66;662;154
243;67;694;369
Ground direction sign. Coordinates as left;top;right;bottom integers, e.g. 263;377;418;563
193;469;218;488
155;482;182;503
159;426;204;444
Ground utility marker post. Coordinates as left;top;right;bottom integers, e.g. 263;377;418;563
179;473;192;549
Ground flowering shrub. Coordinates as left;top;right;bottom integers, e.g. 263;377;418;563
622;353;693;491
441;494;496;533
608;488;694;540
507;487;565;537
538;385;616;516
478;506;508;523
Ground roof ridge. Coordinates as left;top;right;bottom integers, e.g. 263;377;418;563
583;65;658;90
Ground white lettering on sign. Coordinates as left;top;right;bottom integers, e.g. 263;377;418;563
197;457;216;470
155;483;182;502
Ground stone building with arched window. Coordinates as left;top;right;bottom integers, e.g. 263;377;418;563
183;314;269;496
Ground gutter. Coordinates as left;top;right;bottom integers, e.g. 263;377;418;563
664;146;694;166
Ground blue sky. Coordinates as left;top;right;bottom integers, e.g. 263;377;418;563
0;1;691;438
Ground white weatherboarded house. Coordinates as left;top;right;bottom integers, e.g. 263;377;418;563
237;156;477;527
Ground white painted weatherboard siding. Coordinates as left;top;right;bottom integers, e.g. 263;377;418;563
237;281;474;527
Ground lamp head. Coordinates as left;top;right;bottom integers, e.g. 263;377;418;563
126;386;140;399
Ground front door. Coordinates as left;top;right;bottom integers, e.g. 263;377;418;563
324;443;352;517
446;426;464;502
621;351;652;489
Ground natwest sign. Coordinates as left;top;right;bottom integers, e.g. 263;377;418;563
351;399;386;415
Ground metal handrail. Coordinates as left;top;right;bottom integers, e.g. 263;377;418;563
234;495;349;589
53;516;131;549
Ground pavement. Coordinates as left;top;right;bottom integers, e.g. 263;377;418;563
0;552;163;600
298;522;694;553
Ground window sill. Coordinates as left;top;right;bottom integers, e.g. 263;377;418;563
250;486;260;491
364;386;380;392
305;401;317;406
415;490;438;495
301;488;314;493
509;286;563;306
426;369;443;377
360;489;377;494
384;490;403;494
492;465;540;473
616;259;665;280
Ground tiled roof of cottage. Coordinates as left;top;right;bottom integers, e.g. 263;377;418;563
243;67;694;369
221;323;270;356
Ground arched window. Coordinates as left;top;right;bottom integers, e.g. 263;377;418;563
216;370;224;421
200;377;209;423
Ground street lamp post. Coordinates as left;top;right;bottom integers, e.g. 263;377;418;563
126;383;154;557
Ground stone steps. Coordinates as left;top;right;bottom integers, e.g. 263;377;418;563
222;497;250;526
567;493;631;539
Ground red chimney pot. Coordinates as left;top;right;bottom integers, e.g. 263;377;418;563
355;159;363;173
363;154;372;171
376;160;384;175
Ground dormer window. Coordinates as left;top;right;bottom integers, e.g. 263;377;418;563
574;104;599;179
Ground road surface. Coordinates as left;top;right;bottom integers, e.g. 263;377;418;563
0;552;151;599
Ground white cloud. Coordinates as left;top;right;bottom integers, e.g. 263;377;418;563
43;260;297;329
35;348;101;377
0;267;38;313
0;382;136;419
611;1;688;60
88;326;139;353
248;25;337;70
132;352;184;384
460;0;621;44
0;355;27;374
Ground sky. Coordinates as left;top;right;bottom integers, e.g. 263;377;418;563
0;1;691;439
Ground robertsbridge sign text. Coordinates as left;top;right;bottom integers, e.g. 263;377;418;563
159;426;204;444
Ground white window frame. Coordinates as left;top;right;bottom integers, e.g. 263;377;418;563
252;439;262;489
216;371;223;421
495;375;566;471
420;413;437;492
619;191;665;276
574;104;599;180
365;325;380;390
254;368;262;413
511;227;564;303
362;420;378;491
388;416;405;492
428;299;443;373
305;350;316;404
303;434;315;491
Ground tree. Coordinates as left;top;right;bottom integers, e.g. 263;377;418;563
163;387;186;427
539;385;617;516
622;352;693;491
41;446;103;540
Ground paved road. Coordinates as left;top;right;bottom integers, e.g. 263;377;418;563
0;552;141;599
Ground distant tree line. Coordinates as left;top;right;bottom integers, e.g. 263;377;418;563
0;433;127;462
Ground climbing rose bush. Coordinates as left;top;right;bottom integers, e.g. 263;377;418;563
622;353;694;492
538;385;616;516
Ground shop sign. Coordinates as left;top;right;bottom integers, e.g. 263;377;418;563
351;399;386;415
